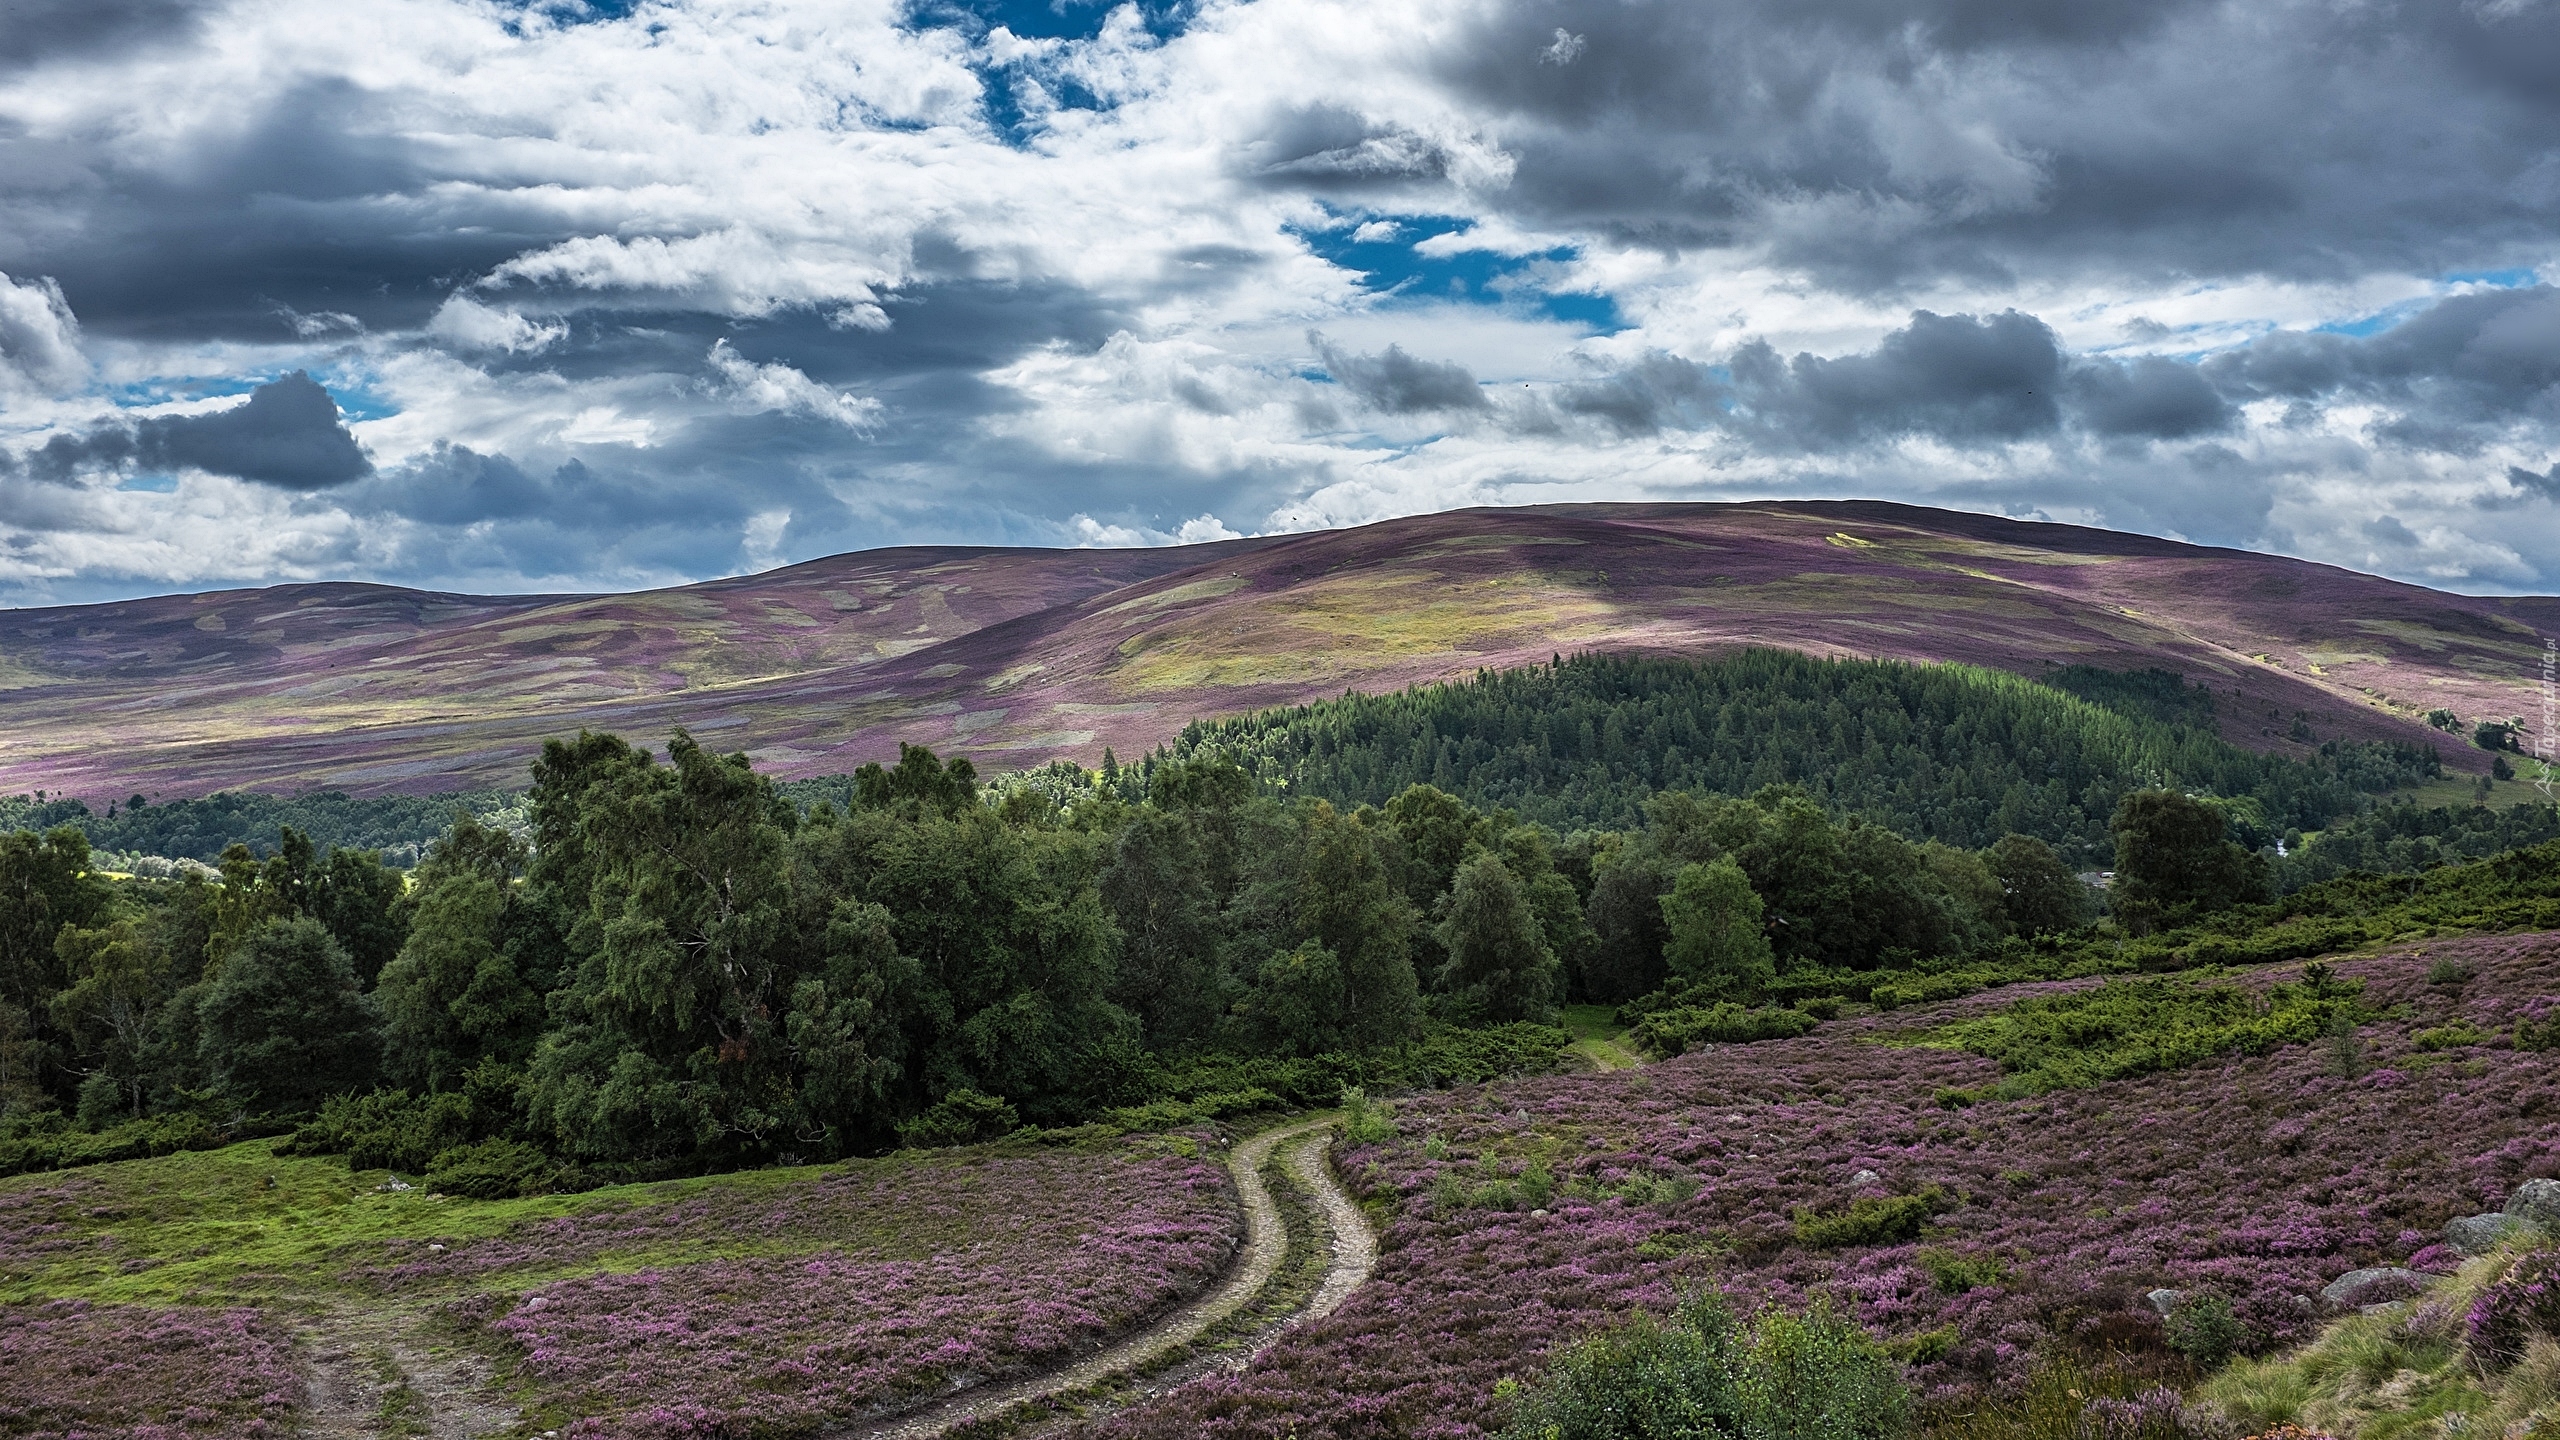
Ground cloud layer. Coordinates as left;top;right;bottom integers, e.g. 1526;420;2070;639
0;0;2555;602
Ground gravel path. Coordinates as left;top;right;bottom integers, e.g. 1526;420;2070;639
838;1114;1371;1440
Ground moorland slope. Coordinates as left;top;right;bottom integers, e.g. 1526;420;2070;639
1;501;2551;798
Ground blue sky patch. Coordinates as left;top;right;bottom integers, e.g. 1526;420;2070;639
1293;212;1624;333
115;475;178;494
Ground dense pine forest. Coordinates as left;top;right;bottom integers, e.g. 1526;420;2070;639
1;652;2553;1197
1172;651;2444;855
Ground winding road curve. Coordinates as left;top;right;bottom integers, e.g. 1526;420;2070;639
838;1114;1375;1440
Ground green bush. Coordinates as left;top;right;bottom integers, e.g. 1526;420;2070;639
1632;1003;1817;1056
1915;1247;2008;1293
0;1111;237;1177
424;1139;557;1199
1792;1187;1951;1249
1910;973;2376;1095
2163;1293;2248;1370
897;1089;1020;1149
2412;1021;2493;1052
1340;1087;1396;1144
1495;1291;1910;1440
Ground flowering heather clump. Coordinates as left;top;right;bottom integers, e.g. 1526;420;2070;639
2463;1248;2560;1369
1075;935;2560;1440
463;1143;1241;1437
0;1299;301;1437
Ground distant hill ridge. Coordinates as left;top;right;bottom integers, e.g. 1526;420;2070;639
0;501;2550;799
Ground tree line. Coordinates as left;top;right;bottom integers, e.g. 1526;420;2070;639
0;711;2301;1192
1171;650;2442;858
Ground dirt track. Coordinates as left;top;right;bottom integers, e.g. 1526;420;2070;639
837;1114;1372;1440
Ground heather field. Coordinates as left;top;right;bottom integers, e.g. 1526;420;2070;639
0;1132;1242;1438
1078;934;2560;1440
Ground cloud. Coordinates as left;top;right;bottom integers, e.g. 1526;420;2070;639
0;273;87;395
425;296;566;355
4;0;2560;601
1313;335;1490;413
706;341;884;431
32;372;370;490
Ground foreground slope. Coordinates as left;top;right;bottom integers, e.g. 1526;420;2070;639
1;502;2551;797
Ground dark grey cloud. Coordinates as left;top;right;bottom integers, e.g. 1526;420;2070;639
2202;286;2560;448
1729;309;2063;447
0;0;203;73
1312;335;1488;413
33;371;370;488
2504;465;2560;505
1406;0;2559;290
2063;355;2233;440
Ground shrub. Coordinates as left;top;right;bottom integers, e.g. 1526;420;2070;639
0;1111;233;1177
1495;1291;1910;1440
2428;959;2474;987
1914;974;2375;1095
898;1090;1021;1149
1915;1247;2009;1294
1341;1086;1396;1145
1792;1187;1951;1249
424;1139;557;1199
2465;1250;2560;1371
2164;1293;2249;1371
1633;1002;1819;1056
2412;1021;2494;1052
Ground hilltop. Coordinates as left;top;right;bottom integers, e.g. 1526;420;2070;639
1;501;2551;798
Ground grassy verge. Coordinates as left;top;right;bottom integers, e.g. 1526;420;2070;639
2202;1244;2560;1440
1560;1004;1643;1072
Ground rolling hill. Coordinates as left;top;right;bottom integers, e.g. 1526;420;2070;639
0;501;2552;799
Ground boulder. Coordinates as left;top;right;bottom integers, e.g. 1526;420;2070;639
2506;1178;2560;1232
2319;1267;2433;1309
2144;1288;2185;1317
1850;1169;1881;1187
2446;1213;2519;1257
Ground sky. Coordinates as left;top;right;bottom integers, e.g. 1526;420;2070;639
3;0;2560;605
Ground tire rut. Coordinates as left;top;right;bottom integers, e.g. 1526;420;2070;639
835;1114;1372;1440
296;1305;522;1440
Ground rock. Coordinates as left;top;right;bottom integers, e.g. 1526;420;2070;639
1850;1169;1881;1187
2506;1178;2560;1231
523;1295;550;1313
426;1242;446;1254
2144;1288;2185;1316
2446;1213;2518;1257
2320;1267;2433;1309
1530;1208;1550;1218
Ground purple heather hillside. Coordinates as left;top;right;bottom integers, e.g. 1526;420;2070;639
1080;935;2560;1440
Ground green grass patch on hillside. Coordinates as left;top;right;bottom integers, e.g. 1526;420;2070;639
1903;968;2378;1097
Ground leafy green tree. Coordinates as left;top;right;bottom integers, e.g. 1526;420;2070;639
1293;803;1420;1050
376;818;543;1094
526;731;800;1164
1984;833;2088;936
783;899;913;1151
50;920;180;1125
0;826;110;1014
186;916;381;1114
1434;851;1560;1024
791;749;1129;1129
311;847;410;986
1099;810;1222;1048
2110;789;2269;934
1583;841;1674;1003
1239;940;1347;1056
853;743;982;817
1379;783;1482;912
1660;857;1774;1003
